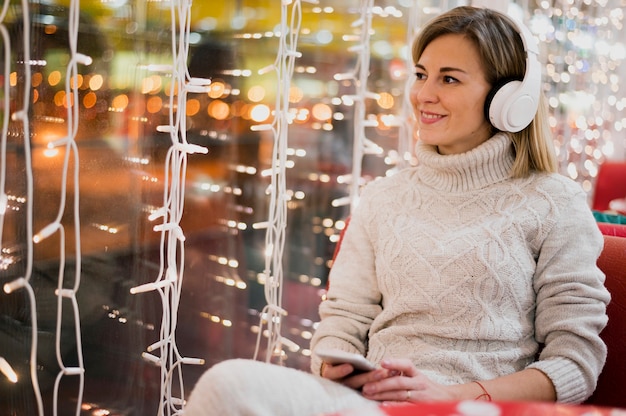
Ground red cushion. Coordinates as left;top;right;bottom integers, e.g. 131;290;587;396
592;161;626;211
584;235;626;408
597;222;626;238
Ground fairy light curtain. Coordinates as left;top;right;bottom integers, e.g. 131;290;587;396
1;0;91;414
530;0;625;192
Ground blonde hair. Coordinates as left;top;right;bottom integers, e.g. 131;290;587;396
413;6;557;177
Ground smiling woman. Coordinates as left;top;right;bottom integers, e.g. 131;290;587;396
183;6;610;415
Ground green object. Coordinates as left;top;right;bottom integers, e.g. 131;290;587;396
593;210;626;224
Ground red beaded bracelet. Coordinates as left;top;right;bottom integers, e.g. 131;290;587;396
473;381;492;401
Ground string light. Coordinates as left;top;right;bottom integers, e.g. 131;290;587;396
128;1;207;414
253;0;313;365
531;0;625;194
0;357;18;383
397;0;421;167
0;0;44;414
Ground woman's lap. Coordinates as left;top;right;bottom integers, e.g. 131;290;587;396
184;359;380;416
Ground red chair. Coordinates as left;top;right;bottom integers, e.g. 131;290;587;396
597;221;626;238
592;161;626;212
584;234;626;408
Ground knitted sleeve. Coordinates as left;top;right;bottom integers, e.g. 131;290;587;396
528;182;610;404
309;184;383;375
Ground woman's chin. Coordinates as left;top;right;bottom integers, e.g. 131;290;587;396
416;133;440;146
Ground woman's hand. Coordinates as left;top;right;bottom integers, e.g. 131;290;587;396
360;358;458;403
320;362;394;391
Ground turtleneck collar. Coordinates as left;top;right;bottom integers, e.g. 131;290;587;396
415;133;515;193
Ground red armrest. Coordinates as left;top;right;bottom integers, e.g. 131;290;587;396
597;222;626;238
584;235;626;408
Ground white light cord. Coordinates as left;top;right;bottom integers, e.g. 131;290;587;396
48;0;90;414
253;0;308;364
398;1;420;167
349;0;374;212
0;0;43;414
0;0;10;240
129;1;207;415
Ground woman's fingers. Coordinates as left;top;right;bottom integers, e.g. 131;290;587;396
321;362;356;380
379;358;418;377
361;360;428;402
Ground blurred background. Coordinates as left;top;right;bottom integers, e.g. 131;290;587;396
0;0;624;415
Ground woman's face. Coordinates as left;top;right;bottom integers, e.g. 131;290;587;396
410;34;493;155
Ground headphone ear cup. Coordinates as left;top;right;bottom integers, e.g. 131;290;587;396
485;79;522;132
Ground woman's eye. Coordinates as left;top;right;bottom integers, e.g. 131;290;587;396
443;76;458;84
414;72;426;80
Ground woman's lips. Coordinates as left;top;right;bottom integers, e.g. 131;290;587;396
419;111;445;124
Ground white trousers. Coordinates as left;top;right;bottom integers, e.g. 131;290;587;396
184;359;383;416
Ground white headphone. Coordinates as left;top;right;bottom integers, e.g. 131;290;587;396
484;17;542;133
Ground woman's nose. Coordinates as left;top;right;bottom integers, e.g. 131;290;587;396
413;79;437;104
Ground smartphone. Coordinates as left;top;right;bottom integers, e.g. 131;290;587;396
315;348;376;371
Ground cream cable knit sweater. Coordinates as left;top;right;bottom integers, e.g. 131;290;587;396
310;133;610;404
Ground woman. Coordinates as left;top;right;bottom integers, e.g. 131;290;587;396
184;6;609;415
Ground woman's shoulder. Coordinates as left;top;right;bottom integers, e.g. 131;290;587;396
524;171;586;198
521;172;594;228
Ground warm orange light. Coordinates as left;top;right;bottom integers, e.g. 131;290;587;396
83;92;97;109
289;86;304;103
247;85;265;103
208;81;225;99
111;94;129;111
146;96;163;113
186;98;200;116
89;74;104;91
64;92;75;108
230;100;247;117
208;100;230;120
54;91;66;107
377;92;394;110
312;103;332;121
32;73;43;87
70;74;83;89
48;71;62;87
142;75;163;94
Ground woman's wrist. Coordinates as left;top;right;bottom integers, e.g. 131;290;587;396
473;381;492;401
448;381;491;401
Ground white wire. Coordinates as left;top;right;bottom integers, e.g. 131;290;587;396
0;1;10;243
397;0;420;168
348;0;374;212
29;0;91;416
129;1;206;415
0;0;44;414
253;0;305;364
